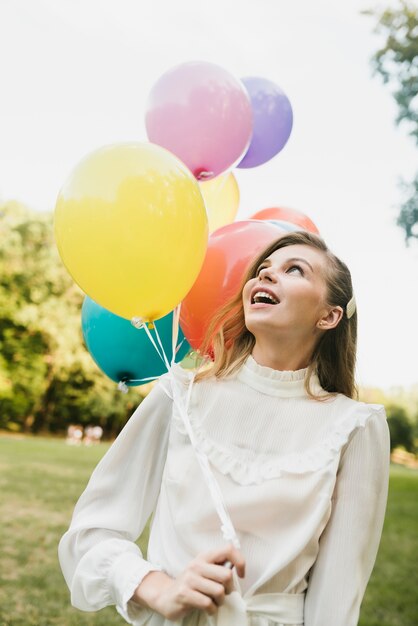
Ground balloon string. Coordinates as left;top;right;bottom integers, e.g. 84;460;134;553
171;304;181;366
152;322;171;371
174;338;186;356
130;310;240;549
169;369;240;549
131;317;166;364
123;375;159;383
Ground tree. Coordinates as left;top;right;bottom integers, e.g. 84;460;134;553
386;404;415;452
364;1;418;241
397;172;418;240
0;202;140;435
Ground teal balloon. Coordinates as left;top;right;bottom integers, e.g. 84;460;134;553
82;297;190;386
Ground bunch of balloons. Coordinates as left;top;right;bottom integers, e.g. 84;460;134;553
54;60;319;386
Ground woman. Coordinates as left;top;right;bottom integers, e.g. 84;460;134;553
59;231;390;626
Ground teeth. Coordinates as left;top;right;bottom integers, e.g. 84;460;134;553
252;291;279;304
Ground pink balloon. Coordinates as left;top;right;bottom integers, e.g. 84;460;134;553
145;62;253;180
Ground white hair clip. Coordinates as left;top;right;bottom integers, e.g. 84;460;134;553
346;294;356;319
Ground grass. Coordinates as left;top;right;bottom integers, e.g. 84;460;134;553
0;436;133;626
0;436;417;626
359;464;418;626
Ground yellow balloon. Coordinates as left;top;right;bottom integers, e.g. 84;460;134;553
54;143;208;321
199;172;240;232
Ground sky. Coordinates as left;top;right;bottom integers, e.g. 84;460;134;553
1;0;417;389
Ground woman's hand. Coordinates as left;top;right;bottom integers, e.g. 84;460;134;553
131;544;246;621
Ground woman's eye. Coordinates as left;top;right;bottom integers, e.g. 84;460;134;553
256;265;267;276
287;265;304;276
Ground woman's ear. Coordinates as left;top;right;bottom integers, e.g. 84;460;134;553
316;306;343;331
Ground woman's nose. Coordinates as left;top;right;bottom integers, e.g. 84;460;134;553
258;267;277;282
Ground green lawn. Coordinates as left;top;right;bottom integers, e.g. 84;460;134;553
0;436;417;626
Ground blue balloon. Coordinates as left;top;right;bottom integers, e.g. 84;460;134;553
81;297;190;386
268;220;301;232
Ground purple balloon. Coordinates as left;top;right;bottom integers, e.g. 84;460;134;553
237;77;293;169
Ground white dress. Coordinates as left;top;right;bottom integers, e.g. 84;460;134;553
58;356;390;626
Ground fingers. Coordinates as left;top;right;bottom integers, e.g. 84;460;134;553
191;575;227;607
201;544;246;578
180;588;218;616
171;546;246;618
190;561;234;594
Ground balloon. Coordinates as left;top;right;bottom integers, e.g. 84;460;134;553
180;220;283;350
82;297;190;385
145;61;253;180
237;77;293;169
199;173;240;233
55;143;208;321
268;220;301;232
250;207;319;234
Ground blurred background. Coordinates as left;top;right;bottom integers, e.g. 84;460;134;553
0;1;417;625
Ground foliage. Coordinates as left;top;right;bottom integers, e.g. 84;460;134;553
366;1;418;139
359;385;418;451
0;202;140;435
397;171;418;239
364;1;418;241
386;404;416;452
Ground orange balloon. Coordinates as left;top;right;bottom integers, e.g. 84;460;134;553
180;220;282;350
250;207;319;234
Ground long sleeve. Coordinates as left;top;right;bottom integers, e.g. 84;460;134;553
304;406;390;626
58;380;172;624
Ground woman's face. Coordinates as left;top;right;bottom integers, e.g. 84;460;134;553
242;244;330;340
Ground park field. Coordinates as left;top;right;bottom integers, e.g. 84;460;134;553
0;436;417;626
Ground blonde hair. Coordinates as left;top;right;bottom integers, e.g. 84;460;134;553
195;231;357;399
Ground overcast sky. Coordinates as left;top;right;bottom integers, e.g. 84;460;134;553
1;0;417;389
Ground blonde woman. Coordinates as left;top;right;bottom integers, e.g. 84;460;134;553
59;232;390;626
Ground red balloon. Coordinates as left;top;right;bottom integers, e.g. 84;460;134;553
180;220;282;350
250;207;319;234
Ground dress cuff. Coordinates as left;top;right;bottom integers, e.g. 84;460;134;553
107;550;161;625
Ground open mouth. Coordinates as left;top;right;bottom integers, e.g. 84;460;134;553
251;291;280;305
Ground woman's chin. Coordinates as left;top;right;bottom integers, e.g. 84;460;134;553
244;311;280;336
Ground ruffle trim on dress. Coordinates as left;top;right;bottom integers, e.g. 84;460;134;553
242;356;308;381
236;355;325;398
172;396;386;485
160;363;386;485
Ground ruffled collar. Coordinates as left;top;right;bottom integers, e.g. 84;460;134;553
236;355;324;398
